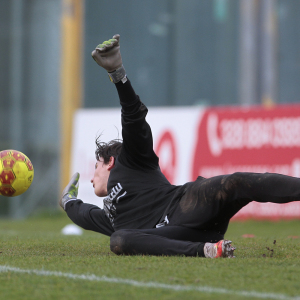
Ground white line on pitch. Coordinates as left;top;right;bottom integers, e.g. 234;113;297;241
0;265;299;300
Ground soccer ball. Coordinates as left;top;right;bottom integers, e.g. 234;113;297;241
0;150;34;197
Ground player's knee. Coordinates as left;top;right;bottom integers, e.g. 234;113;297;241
222;172;244;190
110;229;132;255
110;230;125;255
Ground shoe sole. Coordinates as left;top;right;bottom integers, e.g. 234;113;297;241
222;240;236;258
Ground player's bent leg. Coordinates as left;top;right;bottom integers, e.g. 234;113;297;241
110;228;205;256
110;227;234;258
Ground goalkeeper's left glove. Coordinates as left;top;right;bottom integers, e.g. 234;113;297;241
59;172;80;210
91;34;127;83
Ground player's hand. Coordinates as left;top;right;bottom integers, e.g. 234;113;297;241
59;172;80;210
91;34;123;72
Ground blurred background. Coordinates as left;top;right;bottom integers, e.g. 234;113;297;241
0;0;300;218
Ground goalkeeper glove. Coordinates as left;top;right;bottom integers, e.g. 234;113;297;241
59;172;80;210
91;34;127;83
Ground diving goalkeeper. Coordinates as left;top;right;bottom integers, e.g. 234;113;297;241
60;34;300;258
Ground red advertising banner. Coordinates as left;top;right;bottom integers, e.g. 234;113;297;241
192;104;300;220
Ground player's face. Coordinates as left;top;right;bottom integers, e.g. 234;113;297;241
91;158;111;197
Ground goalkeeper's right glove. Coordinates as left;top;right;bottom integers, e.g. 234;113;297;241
91;34;127;83
59;172;80;210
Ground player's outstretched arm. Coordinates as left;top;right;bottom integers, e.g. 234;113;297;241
91;34;158;169
91;34;127;84
59;172;80;210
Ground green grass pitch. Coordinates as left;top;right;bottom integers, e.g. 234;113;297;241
0;212;299;300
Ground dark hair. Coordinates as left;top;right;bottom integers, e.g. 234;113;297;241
95;136;122;164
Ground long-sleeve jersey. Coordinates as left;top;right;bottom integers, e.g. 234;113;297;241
67;78;188;236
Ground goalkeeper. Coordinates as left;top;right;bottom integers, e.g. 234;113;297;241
60;34;300;258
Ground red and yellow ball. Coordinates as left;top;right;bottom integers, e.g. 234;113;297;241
0;150;34;197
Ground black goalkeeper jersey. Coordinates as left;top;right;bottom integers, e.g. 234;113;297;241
101;79;186;231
